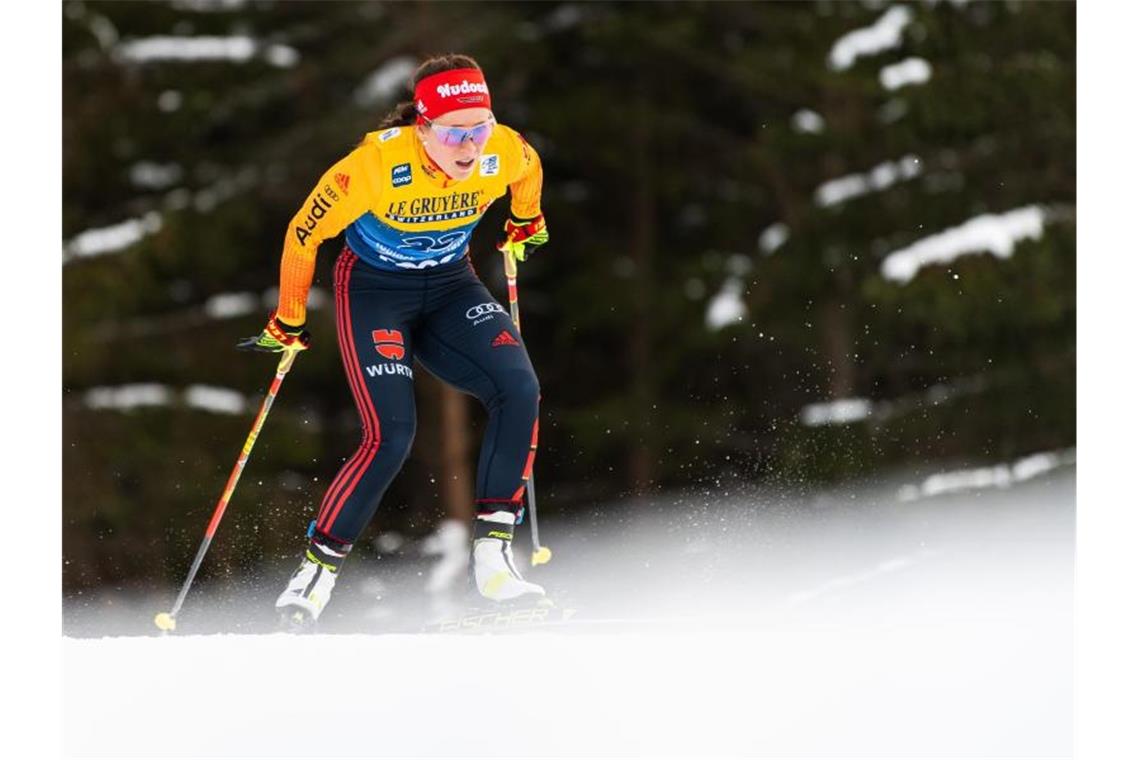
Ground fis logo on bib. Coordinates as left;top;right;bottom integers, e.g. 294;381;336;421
379;127;402;142
479;154;500;177
391;163;412;187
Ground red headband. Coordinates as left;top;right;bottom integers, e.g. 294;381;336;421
414;68;492;121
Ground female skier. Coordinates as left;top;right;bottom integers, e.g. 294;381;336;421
240;54;550;627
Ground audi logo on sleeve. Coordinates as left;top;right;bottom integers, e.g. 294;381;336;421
465;302;507;325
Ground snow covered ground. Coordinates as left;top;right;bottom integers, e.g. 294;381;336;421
63;462;1074;758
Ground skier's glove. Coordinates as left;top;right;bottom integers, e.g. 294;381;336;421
496;212;549;262
237;312;311;353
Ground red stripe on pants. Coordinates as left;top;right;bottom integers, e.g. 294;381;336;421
317;252;382;535
317;253;372;529
510;418;540;502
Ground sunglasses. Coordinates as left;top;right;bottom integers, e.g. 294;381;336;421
423;116;496;148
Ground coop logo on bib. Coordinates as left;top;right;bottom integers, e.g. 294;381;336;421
391;163;412;187
478;154;500;177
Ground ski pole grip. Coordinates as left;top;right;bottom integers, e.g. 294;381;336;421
277;343;304;374
502;248;518;280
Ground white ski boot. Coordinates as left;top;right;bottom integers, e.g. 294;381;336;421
472;507;544;602
276;536;350;629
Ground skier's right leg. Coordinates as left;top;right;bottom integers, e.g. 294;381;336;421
276;249;420;627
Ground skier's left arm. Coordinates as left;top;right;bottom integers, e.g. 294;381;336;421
497;129;548;262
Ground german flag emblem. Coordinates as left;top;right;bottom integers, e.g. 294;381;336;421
372;329;405;360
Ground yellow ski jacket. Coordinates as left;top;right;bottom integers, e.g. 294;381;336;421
276;123;543;325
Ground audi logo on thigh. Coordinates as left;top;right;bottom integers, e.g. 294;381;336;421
466;302;506;323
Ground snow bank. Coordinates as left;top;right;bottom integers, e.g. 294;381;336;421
801;397;874;426
60;464;1074;757
897;448;1077;501
799;375;991;428
171;0;249;11
791;108;825;134
183;385;248;415
880;57;933;90
129;161;183;190
63;622;1069;758
83;384;174;411
881;205;1048;283
706;277;747;330
65;169;260;264
759;222;789;254
82;384;250;415
829;6;914;71
115;36;299;67
203;292;260;319
64;212;163;261
815;154;923;208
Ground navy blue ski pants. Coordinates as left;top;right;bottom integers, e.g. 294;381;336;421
313;248;539;543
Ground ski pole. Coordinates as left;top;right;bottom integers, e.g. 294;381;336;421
154;344;305;632
501;249;552;566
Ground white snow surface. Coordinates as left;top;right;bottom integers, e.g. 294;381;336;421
170;0;249;11
62;464;1075;758
63;625;1062;758
115;36;299;67
829;6;914;71
801;397;874;426
64;212;162;261
881;205;1048;283
263;44;300;69
83;384;173;411
815;154;923;208
799;375;990;429
705;276;748;330
203;291;261;319
791;108;825;134
183;385;249;415
83;384;249;415
128;161;183;190
65;169;260;264
759;222;789;254
355;56;417;106
66;2;118;50
897;448;1077;501
880;56;933;90
157;90;183;112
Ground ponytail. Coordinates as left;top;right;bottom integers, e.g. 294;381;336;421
377;101;419;129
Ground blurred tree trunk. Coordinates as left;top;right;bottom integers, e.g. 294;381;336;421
408;373;473;526
629;85;657;494
409;0;473;525
438;382;473;522
820;296;856;398
817;89;859;401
